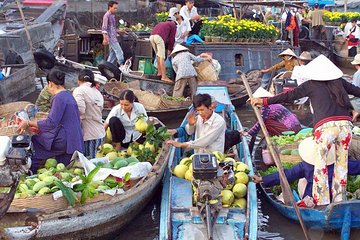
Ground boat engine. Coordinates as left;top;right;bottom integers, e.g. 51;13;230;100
192;153;235;240
0;135;32;219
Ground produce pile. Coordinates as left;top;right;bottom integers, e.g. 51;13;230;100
173;151;250;209
270;131;312;146
15;158;130;205
14;117;171;205
259;163;360;198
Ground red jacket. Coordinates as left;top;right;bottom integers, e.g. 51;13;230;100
151;21;177;51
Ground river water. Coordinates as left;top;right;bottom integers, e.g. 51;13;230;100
116;102;360;240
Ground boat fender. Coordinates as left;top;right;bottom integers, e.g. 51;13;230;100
33;48;56;69
98;61;122;80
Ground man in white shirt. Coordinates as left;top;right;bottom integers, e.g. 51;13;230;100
180;0;202;35
167;94;226;153
169;7;191;45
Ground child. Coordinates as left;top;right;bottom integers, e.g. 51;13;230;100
170;45;211;98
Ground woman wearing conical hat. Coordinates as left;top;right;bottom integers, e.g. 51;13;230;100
261;48;298;74
252;55;360;206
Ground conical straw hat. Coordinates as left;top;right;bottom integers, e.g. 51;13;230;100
298;137;335;166
303;54;343;81
170;45;189;56
299;51;312;61
278;48;297;58
252;87;274;98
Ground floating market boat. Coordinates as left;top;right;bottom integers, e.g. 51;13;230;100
1;119;172;239
0;0;67;103
159;83;258;240
254;141;360;240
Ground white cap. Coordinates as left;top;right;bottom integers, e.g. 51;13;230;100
168;7;179;17
298;137;335;166
252;87;274;98
303;54;343;81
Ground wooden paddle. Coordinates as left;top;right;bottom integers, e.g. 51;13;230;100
16;0;33;52
240;72;311;240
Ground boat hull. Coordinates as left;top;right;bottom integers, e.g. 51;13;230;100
0;64;36;104
3;145;171;239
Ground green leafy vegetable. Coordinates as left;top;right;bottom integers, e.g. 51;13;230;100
54;181;78;206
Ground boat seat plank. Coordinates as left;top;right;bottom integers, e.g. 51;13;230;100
171;177;193;209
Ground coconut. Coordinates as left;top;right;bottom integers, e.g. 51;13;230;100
173;165;189;179
233;183;247;198
235;172;249;185
232;198;247;208
102;143;114;154
221;190;235;206
236;162;249;172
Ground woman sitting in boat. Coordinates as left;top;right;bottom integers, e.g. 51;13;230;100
170;45;211;99
261;48;298;74
244;87;301;137
73;69;105;159
104;89;147;151
167;93;226;153
252;137;360;202
18;69;84;173
251;55;360;206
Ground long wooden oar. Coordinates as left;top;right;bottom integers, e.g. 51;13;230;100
240;72;311;240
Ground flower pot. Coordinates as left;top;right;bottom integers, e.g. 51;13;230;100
204;36;212;42
212;36;221;42
220;37;226;42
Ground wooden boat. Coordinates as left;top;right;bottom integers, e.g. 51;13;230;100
254;141;360;240
0;64;36;104
159;84;258;240
1;118;171;239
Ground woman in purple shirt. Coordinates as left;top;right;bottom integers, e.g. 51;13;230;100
18;70;84;173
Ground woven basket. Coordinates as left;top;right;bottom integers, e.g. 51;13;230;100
103;80;130;99
275;144;302;164
35;112;49;121
161;98;191;109
10;193;111;213
0;101;31;122
133;89;164;110
194;61;218;82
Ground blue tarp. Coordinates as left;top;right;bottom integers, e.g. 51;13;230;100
308;0;335;7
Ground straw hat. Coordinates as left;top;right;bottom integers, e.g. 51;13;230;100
170;45;189;56
168;7;179;17
252;87;274;98
303;54;343;81
278;48;297;58
298;137;335;166
351;54;360;65
299;51;312;61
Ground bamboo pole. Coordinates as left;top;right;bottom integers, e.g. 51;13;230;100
344;0;348;13
16;0;33;52
239;72;311;240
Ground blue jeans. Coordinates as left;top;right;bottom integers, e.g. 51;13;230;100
107;41;124;65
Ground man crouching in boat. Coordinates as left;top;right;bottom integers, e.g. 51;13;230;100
167;93;226;153
252;137;360;204
261;48;298;74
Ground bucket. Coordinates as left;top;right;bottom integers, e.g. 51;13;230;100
262;149;274;165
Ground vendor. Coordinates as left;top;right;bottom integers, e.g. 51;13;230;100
104;89;147;151
244;87;302;137
73;69;105;159
351;54;360;121
180;0;202;36
168;7;191;45
251;55;360;205
261;48;298;74
170;45;211;99
167;93;226;153
252;137;360;201
18;69;84;173
345;18;360;57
